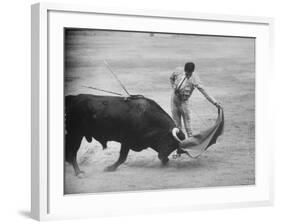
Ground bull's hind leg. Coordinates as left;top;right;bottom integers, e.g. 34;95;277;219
72;153;85;178
105;144;129;172
65;132;84;177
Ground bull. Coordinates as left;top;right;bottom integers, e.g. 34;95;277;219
65;94;189;177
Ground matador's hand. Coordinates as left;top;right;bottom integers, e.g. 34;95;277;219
214;102;222;109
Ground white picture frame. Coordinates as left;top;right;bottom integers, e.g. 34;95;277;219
31;2;274;221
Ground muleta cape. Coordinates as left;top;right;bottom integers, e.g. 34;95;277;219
179;107;224;158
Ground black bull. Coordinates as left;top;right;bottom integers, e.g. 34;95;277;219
65;94;186;176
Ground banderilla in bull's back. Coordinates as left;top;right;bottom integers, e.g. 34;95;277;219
82;85;144;101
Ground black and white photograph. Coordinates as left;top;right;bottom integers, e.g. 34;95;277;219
1;0;279;222
64;28;255;194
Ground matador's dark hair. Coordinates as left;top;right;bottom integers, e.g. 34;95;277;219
184;62;195;73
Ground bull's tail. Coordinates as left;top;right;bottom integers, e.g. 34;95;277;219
65;95;76;136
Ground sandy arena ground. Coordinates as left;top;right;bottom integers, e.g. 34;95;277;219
64;30;255;194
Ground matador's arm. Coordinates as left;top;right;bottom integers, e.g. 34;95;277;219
170;72;179;89
196;84;218;106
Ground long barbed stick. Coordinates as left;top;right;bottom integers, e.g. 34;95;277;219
103;60;131;96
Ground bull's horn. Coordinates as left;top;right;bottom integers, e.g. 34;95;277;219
172;128;183;143
178;138;192;149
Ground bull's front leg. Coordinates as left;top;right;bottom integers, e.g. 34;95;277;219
156;145;171;166
105;144;129;172
158;154;169;166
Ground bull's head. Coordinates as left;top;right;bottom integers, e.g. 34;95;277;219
172;127;186;143
172;128;199;150
157;127;186;165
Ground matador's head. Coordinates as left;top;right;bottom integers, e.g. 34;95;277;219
184;62;195;77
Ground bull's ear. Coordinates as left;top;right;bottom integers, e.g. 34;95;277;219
177;129;186;141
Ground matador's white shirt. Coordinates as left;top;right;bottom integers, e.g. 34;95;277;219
170;71;217;104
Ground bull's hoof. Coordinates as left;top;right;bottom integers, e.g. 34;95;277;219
161;158;169;166
76;171;85;178
104;165;117;172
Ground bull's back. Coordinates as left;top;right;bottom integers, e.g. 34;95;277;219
66;94;148;128
70;94;141;117
66;94;175;139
